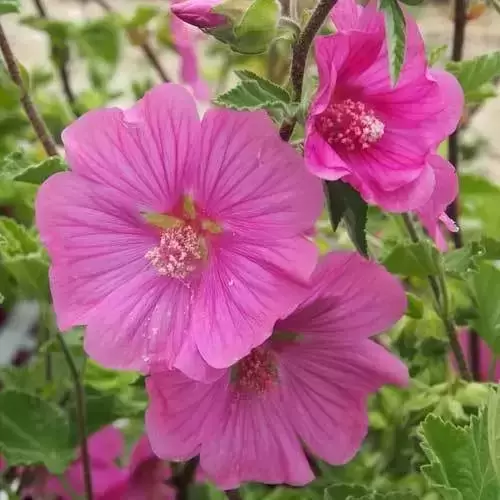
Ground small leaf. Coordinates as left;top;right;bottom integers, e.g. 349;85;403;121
125;5;159;29
446;52;500;102
487;389;500;479
419;409;499;500
325;180;368;257
235;70;291;102
379;0;406;85
214;80;290;111
443;241;484;276
0;391;74;473
427;44;448;66
0;0;20;15
12;156;67;184
383;241;441;278
84;360;139;392
405;292;424;319
472;262;500;355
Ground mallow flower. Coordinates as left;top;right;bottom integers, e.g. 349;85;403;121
36;83;323;377
305;0;463;219
146;252;408;488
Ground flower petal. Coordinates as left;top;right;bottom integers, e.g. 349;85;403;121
200;389;314;488
62;83;201;211
84;273;196;372
277;252;406;339
35;172;156;331
146;370;229;461
87;426;124;463
196;108;323;238
330;0;361;31
279;338;408;464
192;234;317;368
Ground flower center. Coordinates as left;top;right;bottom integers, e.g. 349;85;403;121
317;98;385;151
145;224;203;279
232;347;278;395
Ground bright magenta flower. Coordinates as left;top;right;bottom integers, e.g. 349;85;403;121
171;0;225;29
36;84;323;377
146;252;408;488
305;0;463;214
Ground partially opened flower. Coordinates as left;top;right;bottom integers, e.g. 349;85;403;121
170;6;211;100
146;252;408;488
102;435;174;499
42;426;126;499
305;0;463;214
36;83;323;377
171;0;226;29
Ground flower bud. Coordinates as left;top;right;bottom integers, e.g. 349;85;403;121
172;0;281;54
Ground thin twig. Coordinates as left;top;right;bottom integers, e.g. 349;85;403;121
278;0;338;141
32;0;78;115
0;22;58;156
93;0;170;83
401;214;471;381
57;333;93;500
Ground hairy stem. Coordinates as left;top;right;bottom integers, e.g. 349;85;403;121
31;0;78;115
57;333;93;500
0;23;58;156
94;0;170;83
279;0;338;141
401;214;471;381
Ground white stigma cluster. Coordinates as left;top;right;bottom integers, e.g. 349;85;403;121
317;98;385;151
145;224;202;279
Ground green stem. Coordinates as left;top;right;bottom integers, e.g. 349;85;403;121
38;310;53;382
56;334;93;500
401;214;471;381
278;0;339;141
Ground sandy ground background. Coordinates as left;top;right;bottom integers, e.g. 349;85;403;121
3;0;500;180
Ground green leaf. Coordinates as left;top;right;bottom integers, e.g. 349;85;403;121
379;0;406;85
0;0;20;15
125;5;159;29
481;237;500;260
233;0;280;54
383;241;440;278
84;360;139;392
446;52;500;102
427;44;448;66
472;262;500;355
0;153;67;184
419;410;500;500
214;79;290;111
325;181;368;257
405;292;424;319
0;390;74;472
324;484;418;499
487;389;500;479
235;70;291;102
443;241;485;276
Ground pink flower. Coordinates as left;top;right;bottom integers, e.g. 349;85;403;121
43;427;126;499
305;0;463;214
415;154;459;251
146;252;408;488
455;328;500;381
102;436;174;499
36;83;323;377
170;5;211;100
171;0;226;29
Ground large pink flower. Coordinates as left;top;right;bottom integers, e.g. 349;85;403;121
36;83;323;377
146;252;408;488
43;426;126;499
305;0;463;213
